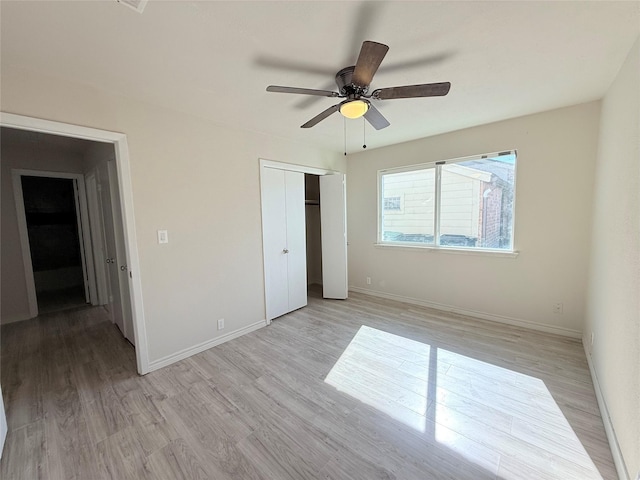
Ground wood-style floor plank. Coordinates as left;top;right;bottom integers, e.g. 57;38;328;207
0;290;617;479
0;420;48;480
142;437;210;480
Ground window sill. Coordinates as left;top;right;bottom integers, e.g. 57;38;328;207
373;242;519;258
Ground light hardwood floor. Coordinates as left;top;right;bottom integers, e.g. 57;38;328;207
1;289;616;479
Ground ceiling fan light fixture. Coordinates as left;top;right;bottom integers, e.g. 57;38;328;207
340;100;369;119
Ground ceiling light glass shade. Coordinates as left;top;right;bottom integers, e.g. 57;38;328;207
340;100;369;119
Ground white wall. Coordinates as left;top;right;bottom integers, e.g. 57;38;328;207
347;101;600;336
1;69;344;363
0;142;86;323
585;37;639;480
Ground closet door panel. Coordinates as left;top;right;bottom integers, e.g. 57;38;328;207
285;171;308;311
261;168;289;320
320;173;348;299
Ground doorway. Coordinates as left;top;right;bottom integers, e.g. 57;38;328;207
9;140;134;344
0;113;150;374
12;168;97;317
259;159;348;323
20;175;89;314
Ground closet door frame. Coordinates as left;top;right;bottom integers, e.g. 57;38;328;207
259;159;342;325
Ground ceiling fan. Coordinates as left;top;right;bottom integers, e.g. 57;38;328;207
266;41;451;130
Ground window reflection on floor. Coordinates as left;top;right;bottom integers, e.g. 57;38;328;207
325;325;604;479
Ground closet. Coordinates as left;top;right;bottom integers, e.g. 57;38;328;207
260;160;348;323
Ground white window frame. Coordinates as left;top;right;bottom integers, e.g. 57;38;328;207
377;150;518;255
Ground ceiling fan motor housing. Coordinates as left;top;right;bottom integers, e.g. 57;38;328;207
335;66;368;97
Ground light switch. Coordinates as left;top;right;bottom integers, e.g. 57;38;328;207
157;230;169;244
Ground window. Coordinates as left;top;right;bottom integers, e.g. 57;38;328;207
378;151;516;251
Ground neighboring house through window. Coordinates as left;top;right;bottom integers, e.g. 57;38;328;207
378;151;517;251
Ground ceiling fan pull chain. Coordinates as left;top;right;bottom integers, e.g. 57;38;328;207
363;117;367;149
344;116;347;156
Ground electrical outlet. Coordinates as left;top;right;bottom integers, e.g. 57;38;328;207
366;277;372;285
553;302;563;314
217;318;224;330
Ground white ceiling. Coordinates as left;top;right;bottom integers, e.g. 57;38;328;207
1;1;639;153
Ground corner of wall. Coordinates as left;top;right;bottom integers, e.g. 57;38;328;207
583;35;639;480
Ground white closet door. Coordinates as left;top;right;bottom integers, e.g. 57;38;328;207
285;171;307;311
261;168;290;320
320;173;348;299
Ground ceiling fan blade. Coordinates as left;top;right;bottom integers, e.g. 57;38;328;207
372;82;451;100
293;81;339;110
267;86;339;97
364;104;390;130
301;104;340;128
352;41;389;87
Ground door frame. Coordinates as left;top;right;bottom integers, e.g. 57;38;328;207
1;112;150;375
12;169;97;313
258;158;343;324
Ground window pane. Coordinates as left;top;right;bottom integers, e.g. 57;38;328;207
381;168;435;244
440;155;515;249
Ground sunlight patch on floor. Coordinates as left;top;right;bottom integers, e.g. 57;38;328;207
324;325;604;479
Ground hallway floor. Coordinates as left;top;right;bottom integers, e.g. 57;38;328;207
36;286;87;315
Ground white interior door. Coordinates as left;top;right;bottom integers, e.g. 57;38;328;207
261;168;308;321
72;179;92;303
85;173;109;305
97;162;125;336
285;171;307;311
320;173;348;299
261;167;290;320
108;160;135;345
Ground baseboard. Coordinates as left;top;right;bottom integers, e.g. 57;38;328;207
147;319;268;372
0;312;33;325
348;286;582;339
582;339;630;480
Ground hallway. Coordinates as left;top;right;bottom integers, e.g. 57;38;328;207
0;306;136;478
